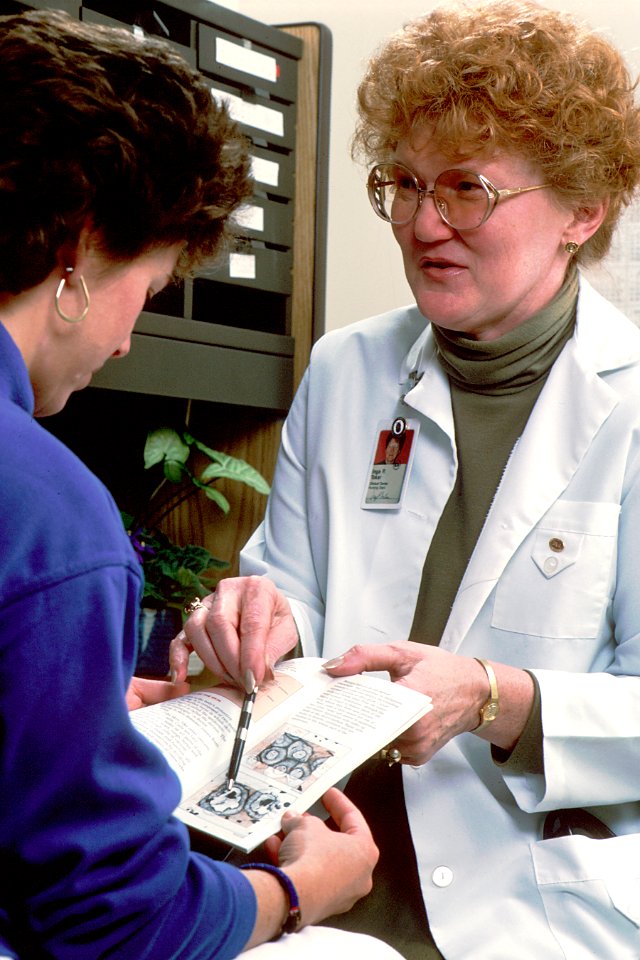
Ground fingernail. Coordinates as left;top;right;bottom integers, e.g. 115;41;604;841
244;669;256;694
170;670;177;684
323;655;345;670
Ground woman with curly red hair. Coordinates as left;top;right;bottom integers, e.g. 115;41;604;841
173;3;640;956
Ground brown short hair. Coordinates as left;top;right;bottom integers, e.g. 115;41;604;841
0;10;253;293
353;0;640;263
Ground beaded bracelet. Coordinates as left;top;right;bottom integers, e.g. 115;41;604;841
240;862;302;939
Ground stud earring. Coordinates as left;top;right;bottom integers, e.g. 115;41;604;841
564;241;579;255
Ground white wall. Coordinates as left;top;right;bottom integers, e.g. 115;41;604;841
238;1;640;332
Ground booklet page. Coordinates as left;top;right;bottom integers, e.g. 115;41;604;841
156;658;432;851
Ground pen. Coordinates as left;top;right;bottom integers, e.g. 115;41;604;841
226;683;258;788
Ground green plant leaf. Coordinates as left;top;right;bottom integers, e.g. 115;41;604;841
136;529;229;608
199;452;271;495
183;431;210;455
127;427;268;609
144;429;190;474
120;510;135;531
198;483;231;514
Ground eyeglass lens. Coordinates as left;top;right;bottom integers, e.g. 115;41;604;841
369;163;492;230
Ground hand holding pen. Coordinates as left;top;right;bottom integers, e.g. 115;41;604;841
226;670;258;788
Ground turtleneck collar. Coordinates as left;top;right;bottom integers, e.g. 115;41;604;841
431;268;579;395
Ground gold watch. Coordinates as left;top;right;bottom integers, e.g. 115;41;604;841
474;658;499;731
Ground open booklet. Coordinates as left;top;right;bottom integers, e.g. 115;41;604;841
130;656;432;852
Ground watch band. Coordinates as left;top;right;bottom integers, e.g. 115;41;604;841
474;658;499;731
240;863;302;938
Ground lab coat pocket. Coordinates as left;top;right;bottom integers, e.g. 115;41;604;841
532;834;640;959
492;501;619;639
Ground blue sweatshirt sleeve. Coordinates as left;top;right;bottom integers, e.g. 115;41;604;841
1;565;257;959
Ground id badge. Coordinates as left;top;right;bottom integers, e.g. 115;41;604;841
362;416;419;510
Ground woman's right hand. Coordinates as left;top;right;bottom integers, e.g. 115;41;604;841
169;575;299;688
270;787;378;921
243;788;378;949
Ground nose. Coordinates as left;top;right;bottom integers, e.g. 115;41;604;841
112;337;131;359
412;192;455;242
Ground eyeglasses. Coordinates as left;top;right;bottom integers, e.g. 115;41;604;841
368;161;549;231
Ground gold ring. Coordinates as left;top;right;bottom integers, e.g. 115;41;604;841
380;747;402;766
184;597;205;615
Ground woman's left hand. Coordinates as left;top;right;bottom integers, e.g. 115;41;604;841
126;675;191;711
324;642;533;763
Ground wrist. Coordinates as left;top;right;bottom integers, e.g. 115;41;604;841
472;658;500;733
240;863;302;940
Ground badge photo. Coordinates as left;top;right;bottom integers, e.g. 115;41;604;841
362;417;419;509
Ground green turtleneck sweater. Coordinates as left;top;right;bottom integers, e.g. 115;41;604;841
409;268;578;648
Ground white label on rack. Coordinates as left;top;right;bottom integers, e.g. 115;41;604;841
210;87;284;137
216;37;277;83
234;204;264;233
251;155;280;188
229;252;257;279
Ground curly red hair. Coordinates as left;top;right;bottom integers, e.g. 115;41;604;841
353;0;640;263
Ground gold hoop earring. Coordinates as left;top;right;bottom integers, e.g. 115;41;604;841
564;241;580;255
55;268;90;323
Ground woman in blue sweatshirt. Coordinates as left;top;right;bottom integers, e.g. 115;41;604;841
0;10;401;960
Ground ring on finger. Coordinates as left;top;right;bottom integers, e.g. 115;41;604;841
184;597;206;615
380;746;402;766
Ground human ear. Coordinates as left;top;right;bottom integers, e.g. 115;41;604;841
563;198;609;248
55;222;99;279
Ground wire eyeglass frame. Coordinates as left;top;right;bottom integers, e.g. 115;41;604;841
368;160;549;231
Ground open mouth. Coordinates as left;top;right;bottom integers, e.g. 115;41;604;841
421;258;465;272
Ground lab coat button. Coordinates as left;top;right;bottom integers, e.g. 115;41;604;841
431;866;454;888
549;537;564;552
544;556;558;574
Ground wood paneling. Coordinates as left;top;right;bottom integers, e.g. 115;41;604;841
283;24;321;390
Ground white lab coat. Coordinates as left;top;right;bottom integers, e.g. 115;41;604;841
241;276;640;959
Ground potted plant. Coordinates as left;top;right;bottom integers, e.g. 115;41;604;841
123;427;270;675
